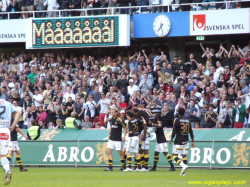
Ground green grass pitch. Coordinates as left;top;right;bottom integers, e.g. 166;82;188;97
3;167;250;187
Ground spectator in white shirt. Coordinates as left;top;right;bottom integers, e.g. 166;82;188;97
152;0;161;13
63;86;76;102
39;68;47;80
97;92;111;127
242;41;250;52
104;108;112;129
83;94;97;128
0;0;10;19
61;75;72;89
215;61;225;74
44;50;54;57
44;0;60;17
209;66;219;84
32;88;44;107
23;107;33;129
29;57;39;67
98;78;108;94
139;73;152;94
127;79;140;96
110;61;121;72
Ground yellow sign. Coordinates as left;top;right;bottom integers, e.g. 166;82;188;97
40;129;61;141
96;142;108;164
232;143;250;166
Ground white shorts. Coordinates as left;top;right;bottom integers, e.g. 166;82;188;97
172;142;189;155
123;134;129;149
155;142;169;153
141;127;155;138
107;140;122;151
9;141;20;151
126;136;139;153
0;128;10;155
141;137;150;150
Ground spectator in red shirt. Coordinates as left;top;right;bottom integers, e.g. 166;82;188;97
117;96;128;110
162;81;174;94
239;52;250;65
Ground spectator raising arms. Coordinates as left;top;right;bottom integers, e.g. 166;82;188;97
1;42;250;129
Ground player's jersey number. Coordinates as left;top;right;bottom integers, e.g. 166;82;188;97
133;124;139;133
0;106;6;119
180;123;190;134
145;110;153;117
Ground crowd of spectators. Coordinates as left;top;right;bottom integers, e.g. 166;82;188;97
1;0;250;19
0;41;250;130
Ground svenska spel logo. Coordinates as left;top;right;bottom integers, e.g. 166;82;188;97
193;14;206;31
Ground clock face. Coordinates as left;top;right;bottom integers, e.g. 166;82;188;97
153;15;171;37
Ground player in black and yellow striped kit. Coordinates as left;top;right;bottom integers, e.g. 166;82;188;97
123;110;146;171
136;105;156;171
104;108;126;171
7;125;28;172
149;114;175;172
170;108;195;176
131;108;145;170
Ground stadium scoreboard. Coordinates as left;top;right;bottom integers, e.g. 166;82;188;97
26;15;130;49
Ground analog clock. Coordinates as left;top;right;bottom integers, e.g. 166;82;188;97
153;15;171;37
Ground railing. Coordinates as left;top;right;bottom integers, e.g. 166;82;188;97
0;1;249;20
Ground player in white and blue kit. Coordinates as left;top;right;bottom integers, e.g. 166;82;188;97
0;91;21;185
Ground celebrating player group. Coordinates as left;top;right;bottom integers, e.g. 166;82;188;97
105;105;195;176
0;87;195;187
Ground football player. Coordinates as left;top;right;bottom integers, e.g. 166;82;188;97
169;108;195;176
122;118;129;169
149;113;175;171
123;110;146;171
136;105;155;171
7;125;28;172
104;108;126;171
0;90;21;185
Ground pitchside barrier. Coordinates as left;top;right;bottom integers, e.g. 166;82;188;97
13;140;250;169
12;129;250;169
